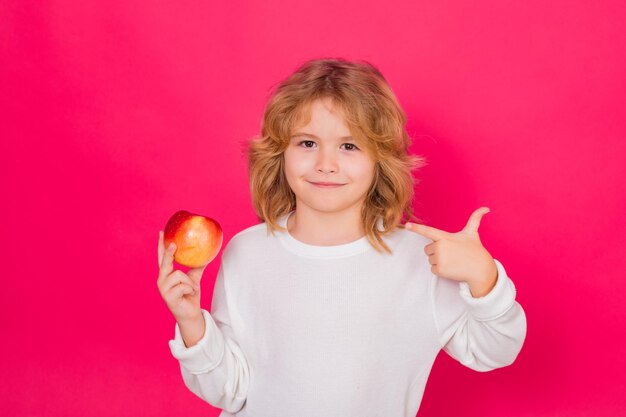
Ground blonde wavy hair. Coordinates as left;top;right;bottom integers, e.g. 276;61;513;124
245;57;427;254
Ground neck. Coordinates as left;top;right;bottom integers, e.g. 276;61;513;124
287;205;366;246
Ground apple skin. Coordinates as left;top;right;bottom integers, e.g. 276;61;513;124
163;210;223;268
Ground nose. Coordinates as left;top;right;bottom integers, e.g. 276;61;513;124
315;149;339;174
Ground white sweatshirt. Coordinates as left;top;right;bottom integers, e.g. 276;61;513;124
168;211;527;417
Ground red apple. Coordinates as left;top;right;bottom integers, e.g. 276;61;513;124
163;210;223;268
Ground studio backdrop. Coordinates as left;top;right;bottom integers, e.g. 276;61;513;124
1;1;625;416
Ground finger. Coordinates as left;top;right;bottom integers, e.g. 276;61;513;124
158;230;164;267
162;271;199;293
405;222;448;241
169;283;197;299
424;242;435;256
425;253;435;262
423;247;438;264
158;242;177;283
188;264;208;285
462;207;490;233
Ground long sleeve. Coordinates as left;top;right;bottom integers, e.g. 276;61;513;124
168;262;250;413
430;258;527;372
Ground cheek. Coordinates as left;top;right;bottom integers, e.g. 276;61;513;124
350;159;376;183
283;151;305;183
284;150;313;175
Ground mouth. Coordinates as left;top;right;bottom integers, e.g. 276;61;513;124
308;181;346;188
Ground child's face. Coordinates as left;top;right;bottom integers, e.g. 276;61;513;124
284;97;376;216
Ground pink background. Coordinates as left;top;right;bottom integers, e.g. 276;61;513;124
1;1;625;416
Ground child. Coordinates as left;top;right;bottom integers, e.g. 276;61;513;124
157;58;527;417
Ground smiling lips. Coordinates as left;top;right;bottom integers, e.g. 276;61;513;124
309;181;346;188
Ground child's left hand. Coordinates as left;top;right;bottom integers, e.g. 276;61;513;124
405;207;498;298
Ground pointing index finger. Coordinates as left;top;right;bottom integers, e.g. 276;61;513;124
405;222;447;241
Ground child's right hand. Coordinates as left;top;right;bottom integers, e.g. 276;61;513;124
157;230;206;324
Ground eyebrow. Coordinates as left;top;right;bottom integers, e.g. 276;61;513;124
291;132;354;140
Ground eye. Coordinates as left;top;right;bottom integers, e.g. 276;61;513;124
341;143;360;151
297;140;316;148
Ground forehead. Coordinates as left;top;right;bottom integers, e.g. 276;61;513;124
292;98;351;134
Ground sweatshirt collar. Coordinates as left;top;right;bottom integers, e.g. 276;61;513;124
276;211;377;259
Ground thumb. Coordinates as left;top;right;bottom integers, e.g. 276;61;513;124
188;264;208;285
462;207;490;233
